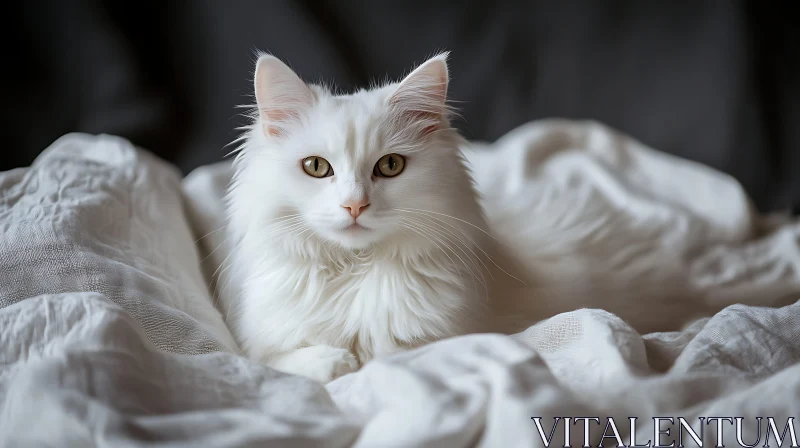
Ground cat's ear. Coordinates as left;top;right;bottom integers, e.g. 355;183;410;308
389;52;450;138
254;55;315;138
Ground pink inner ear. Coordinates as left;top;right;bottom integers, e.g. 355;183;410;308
265;110;292;121
254;55;316;138
262;109;299;137
389;86;447;138
390;98;445;138
407;110;441;137
264;124;282;137
389;58;449;139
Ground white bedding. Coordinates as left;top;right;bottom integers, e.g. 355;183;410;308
1;122;799;447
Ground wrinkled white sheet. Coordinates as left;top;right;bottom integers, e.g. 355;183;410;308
1;123;799;447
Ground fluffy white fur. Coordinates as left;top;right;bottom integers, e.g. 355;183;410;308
220;52;780;384
225;53;497;382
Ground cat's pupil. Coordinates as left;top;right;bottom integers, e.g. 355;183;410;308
314;158;319;171
388;157;395;170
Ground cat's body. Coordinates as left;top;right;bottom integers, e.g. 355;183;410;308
220;52;799;384
224;53;503;382
221;52;775;383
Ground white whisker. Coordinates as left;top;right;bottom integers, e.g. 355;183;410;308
400;215;487;294
396;208;526;285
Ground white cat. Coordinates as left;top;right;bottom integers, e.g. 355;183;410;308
220;52;784;384
224;53;505;383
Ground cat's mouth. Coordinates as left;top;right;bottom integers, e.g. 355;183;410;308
341;223;370;232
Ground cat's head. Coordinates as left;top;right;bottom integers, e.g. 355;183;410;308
231;53;483;252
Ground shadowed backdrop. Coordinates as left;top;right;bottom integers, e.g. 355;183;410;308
4;0;799;212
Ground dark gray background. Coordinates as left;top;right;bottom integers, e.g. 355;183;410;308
4;1;799;212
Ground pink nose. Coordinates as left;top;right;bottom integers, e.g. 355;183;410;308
341;198;370;218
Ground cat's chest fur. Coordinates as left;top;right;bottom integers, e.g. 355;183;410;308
236;247;482;363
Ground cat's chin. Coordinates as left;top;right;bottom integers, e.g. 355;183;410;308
322;224;384;250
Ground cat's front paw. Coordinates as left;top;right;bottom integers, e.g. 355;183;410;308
306;345;359;383
272;345;359;383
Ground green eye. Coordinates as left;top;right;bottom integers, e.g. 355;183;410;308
302;156;333;178
374;153;405;178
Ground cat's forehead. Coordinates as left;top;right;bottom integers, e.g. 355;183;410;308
315;85;393;115
303;85;397;163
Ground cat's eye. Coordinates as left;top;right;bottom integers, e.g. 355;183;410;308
302;156;333;178
374;153;405;178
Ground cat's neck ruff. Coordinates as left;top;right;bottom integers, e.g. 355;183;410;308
263;223;456;267
231;209;489;360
